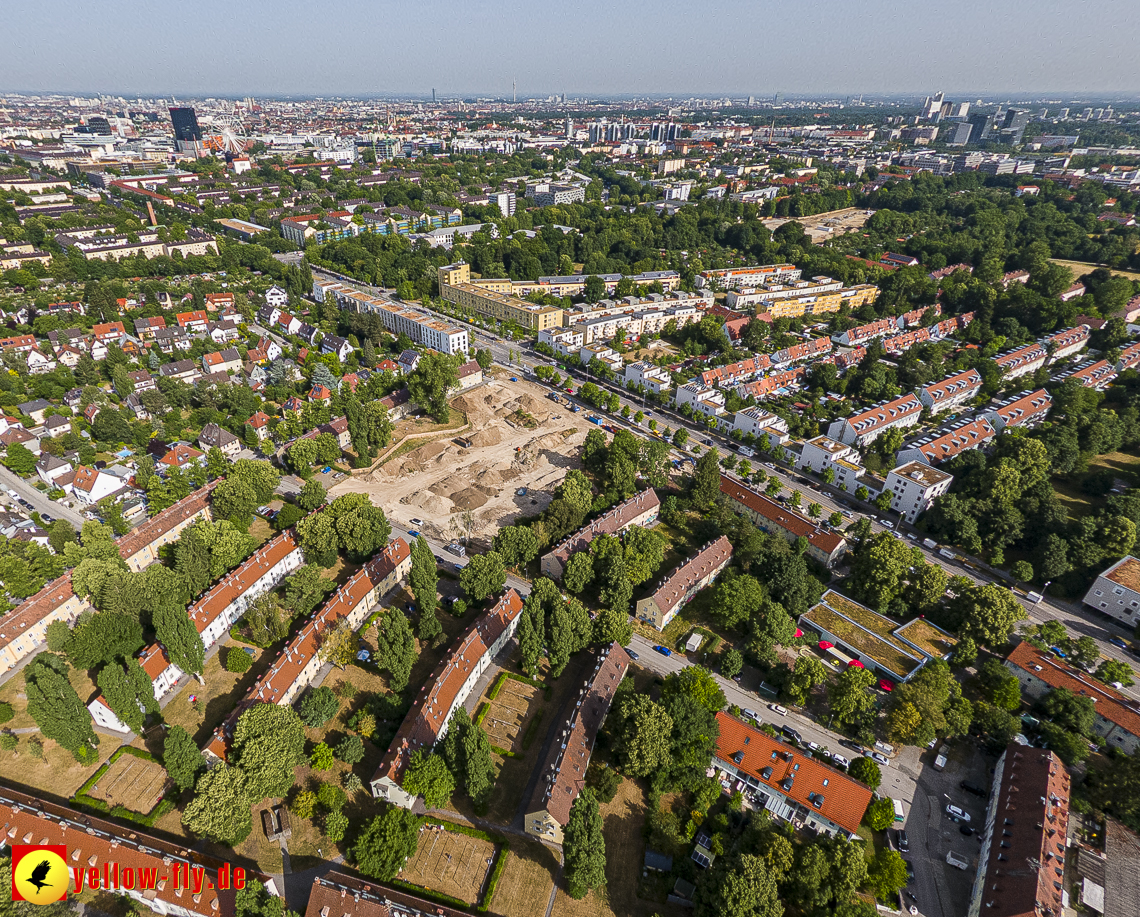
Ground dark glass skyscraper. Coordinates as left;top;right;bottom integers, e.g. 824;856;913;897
169;107;203;142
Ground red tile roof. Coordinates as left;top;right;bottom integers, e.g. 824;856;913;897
920;368;982;407
643;535;733;618
909;417;997;464
373;589;524;789
117;482;216;563
544;490;660;571
187;531;300;635
991;389;1052;428
714;712;872;834
720;476;846;557
0;573;78;648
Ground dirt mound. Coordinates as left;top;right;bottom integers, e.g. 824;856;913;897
468;427;502;448
452;391;499;418
452;487;489;510
515;393;550;415
405;493;454;516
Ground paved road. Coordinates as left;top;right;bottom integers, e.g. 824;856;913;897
0;465;86;529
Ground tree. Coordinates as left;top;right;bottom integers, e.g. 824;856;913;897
243;593;289;645
583;275;606;303
460;551;506;601
154;605;206;676
317;619;356;670
614;695;672;777
829;511;844;528
866;849;909;901
1010;560;1034;585
828;666;877;731
1095;658;1136;687
296;493;391;564
2;443;37;476
352;806;423;881
345;398;392;465
402;750;454;806
296;479;327;512
950;583;1026;647
374;609;418;692
720;648;743;679
323;810;349;843
662;666;727;713
309;742;335;770
97;656;157;734
291;791;317;819
623;526;667;585
977;658;1023;711
231;703;307;801
284;565;334;617
564;787;607;899
65;609;144;669
563;551;595;593
407;352;460;421
494;526;540;568
234;879;295;917
866;797;896;831
409;536;441;640
182;763;252;845
1071;635;1100;671
848;756;882;790
1038;688;1096;736
24;654;97;762
849;532;914;612
691;448;722;509
693;853;781;917
784;656;827;706
164;724;206;792
225;646;252;673
299;686;339;727
335;734;365;764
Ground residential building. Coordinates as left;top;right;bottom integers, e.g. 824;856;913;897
437;262;564;332
0;784;277;917
696;264;801;290
801;590;957;684
526;644;629;843
795;436;868;495
731;407;790;443
198;422;241;458
985;389;1053;431
882;461;954;523
719;476;848;567
1046;324;1091;360
712;712;872;838
0;573;89;671
1060;359;1117;390
206;538;413;761
159;359;199;383
72;465;123;505
117;484;215;572
827;393;923;448
304;872;470;917
674;382;725;417
176;310;210;333
541;490;660;580
967;745;1071;917
635;536;733;630
265;285;289;308
623;361;673;396
371;590;524;806
771;337;833;366
699;355;771;388
1005;641;1140;754
456;360;483;390
35;453;72;486
918;369;983;412
489;190;516;216
320;334;353;361
1115;340;1140;373
202;348;242;375
896;417;997;467
996;343;1048;379
1083;555;1140;628
831;317;897;347
727;282;879;319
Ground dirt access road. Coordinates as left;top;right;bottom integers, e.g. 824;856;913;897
330;376;597;545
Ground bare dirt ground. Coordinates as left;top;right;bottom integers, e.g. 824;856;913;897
399;824;496;905
332;377;597;543
763;206;874;244
86;753;168;812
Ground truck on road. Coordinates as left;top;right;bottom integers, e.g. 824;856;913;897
923;538;937;550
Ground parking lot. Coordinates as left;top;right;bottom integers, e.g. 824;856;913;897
895;741;993;917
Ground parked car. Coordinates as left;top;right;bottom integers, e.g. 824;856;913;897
945;804;971;823
959;824;975;836
1110;636;1129;650
867;751;890;767
781;725;803;744
653;645;672;657
768;704;788;716
960;781;987;798
830;753;850;768
625;648;639;661
742;709;760;723
410;517;424;526
896;829;909;853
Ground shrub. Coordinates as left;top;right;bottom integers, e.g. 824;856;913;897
0;701;13;724
300;687;339;727
291;790;317;819
324;810;348;843
28;737;44;759
317;782;347;812
335;734;365;764
0;732;17;751
224;647;253;673
866;797;896;831
309;742;335;770
343;773;363;795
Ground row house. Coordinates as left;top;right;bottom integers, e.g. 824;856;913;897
897;416;997;467
1045;324;1091;361
881;327;931;355
624;361;673;395
831;317;896;347
828;393;923;448
526;644;630;844
984;389;1052;431
698;355;771;388
1059;359;1117;390
371;589;524;806
720;475;848;567
1116;340;1140;373
635;536;733;630
897;303;940;327
929;311;975;339
771;337;832;367
996;342;1048;379
735;366;808;399
917;368;983;412
731;407;790;443
207;538;413;762
541;490;661;580
675;382;726;417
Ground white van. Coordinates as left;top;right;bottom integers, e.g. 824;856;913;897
739;446;755;458
892;799;905;823
946;851;969;870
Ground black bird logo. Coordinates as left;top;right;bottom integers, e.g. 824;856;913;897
25;859;54;892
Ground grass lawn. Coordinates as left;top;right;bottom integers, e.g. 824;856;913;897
486;839;558;917
1049;259;1140;282
0;731;121;799
399;824;496;906
1053;451;1140;520
161;643;275;745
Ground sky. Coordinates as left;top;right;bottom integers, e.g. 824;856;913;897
3;0;1139;98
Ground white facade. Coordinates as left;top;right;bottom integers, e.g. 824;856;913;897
828;394;923;448
624;360;673;395
732;407;790;442
675;382;725;417
1083;556;1140;627
883;461;954;523
265;286;289;308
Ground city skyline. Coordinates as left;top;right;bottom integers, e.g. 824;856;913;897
4;0;1140;97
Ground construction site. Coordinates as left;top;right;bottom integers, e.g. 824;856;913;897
331;376;596;546
763;206;875;244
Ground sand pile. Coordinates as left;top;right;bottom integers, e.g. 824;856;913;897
452;487;490;510
404;492;454;516
468;427;502;448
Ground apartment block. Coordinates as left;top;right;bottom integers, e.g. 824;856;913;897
206;538;412;761
635;536;733;630
371;590;524;806
526;644;629;843
720;475;848;567
728;282;878;319
541;490;660;580
731;407;790;443
675;382;726;417
712;712;872;838
1058;359;1116;390
828;393;923;448
623;361;673;395
117;483;216;572
882;461;954;522
437;263;565;332
1083;555;1140;628
897;417;997;467
795;436;868;494
696;264;801;289
995;342;1048;379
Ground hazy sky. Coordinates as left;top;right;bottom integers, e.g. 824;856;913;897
4;0;1138;98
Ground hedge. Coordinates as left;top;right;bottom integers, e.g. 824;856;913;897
476;848;511;913
386;879;468;911
473;703;490;727
72;746;175;827
486;670;545;702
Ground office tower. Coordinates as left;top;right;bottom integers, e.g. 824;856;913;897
1058;108;1069;119
432;88;436;103
80;115;112;135
169;107;202;142
950;102;970;119
946;121;973;146
967;111;996;142
1000;108;1031;144
565;115;573;138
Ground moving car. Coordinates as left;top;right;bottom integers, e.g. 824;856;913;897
945;804;971;823
408;530;421;539
1110;636;1129;650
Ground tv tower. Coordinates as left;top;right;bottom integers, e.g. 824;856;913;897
513;79;516;103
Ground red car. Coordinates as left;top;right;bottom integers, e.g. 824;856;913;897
565;387;574;394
